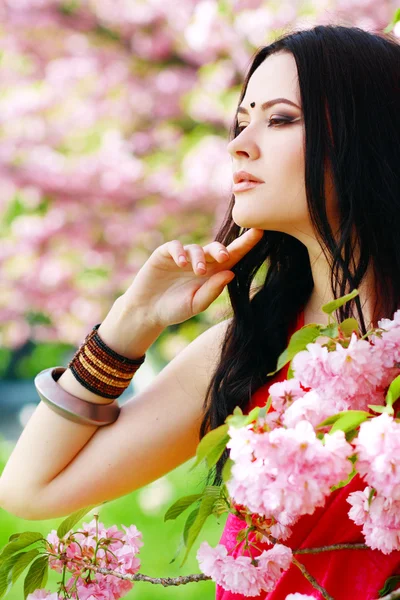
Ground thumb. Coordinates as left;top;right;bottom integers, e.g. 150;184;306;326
192;271;235;315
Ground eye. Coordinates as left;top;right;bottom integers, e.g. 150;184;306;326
236;116;293;133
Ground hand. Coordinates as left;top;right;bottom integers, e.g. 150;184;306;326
121;228;264;328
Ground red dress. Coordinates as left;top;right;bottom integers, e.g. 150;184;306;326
216;309;400;599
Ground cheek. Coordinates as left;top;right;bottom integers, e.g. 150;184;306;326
231;130;308;230
269;134;307;220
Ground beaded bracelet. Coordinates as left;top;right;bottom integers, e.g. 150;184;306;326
67;323;146;400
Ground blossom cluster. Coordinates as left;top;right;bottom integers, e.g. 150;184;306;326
1;0;397;349
346;412;400;554
226;420;353;540
200;308;400;594
270;333;389;430
197;541;293;597
27;518;143;600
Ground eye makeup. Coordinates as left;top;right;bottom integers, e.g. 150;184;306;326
236;115;302;132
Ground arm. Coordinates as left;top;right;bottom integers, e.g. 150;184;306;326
0;301;230;520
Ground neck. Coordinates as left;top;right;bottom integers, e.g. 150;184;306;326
303;241;376;331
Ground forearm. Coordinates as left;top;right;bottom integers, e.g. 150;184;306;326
0;297;164;516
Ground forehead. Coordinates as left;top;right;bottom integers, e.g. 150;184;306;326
242;52;300;108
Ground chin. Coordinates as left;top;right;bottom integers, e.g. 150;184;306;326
231;207;259;230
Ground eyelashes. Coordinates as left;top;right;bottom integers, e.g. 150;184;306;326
236;116;295;133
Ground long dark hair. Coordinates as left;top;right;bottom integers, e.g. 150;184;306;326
199;24;400;487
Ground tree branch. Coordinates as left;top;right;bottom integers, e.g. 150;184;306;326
292;557;334;600
66;559;212;586
295;543;368;554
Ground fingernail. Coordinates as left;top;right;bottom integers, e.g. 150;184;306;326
197;262;206;271
219;250;229;257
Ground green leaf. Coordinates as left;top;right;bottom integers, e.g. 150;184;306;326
322;289;359;315
329;410;370;434
212;498;229;517
378;574;400;596
168;537;185;565
316;413;343;428
368;404;394;415
180;487;221;567
263;395;272;416
0;548;41;598
244;406;260;424
9;550;40;586
225;414;248;428
57;504;97;539
0;554;21;599
164;494;202;522
183;507;200;546
345;430;359;443
385;374;400;410
331;468;357;492
268;325;321;376
320;323;339;338
205;435;230;470
7;535;20;543
236;528;248;543
222;457;234;483
339;318;359;337
189;424;229;471
23;556;48;600
0;533;43;562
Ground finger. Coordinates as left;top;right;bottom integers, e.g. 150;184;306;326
224;228;264;268
184;244;207;275
192;271;235;314
202;241;230;263
165;240;189;267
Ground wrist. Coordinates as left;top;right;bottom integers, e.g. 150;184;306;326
97;296;164;360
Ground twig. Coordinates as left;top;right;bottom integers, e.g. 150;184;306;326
292;557;334;600
295;543;368;554
248;524;335;598
252;524;368;555
69;560;211;586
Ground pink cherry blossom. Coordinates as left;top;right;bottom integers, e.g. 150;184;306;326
355;414;400;500
268;379;305;414
347;487;400;554
282;389;332;429
197;542;229;581
291;343;331;389
27;591;60;600
220;555;264;596
226;420;353;533
257;544;293;588
197;541;293;596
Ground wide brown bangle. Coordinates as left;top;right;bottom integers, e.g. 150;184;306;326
34;366;120;426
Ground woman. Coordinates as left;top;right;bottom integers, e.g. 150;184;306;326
1;23;400;599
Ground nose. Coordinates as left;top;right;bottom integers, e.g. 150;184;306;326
227;127;260;160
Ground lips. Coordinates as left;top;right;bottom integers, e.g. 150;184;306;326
233;170;264;184
232;180;264;193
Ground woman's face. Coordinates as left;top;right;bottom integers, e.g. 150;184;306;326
227;51;312;238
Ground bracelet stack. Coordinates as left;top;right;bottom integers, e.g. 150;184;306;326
34;322;146;427
67;323;146;400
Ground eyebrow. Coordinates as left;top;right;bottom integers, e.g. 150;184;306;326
236;97;301;115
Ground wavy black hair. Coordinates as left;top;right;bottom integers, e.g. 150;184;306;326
199;24;400;487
